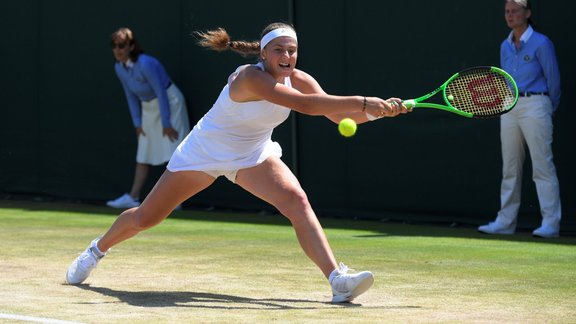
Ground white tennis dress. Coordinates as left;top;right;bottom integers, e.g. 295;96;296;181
168;63;292;174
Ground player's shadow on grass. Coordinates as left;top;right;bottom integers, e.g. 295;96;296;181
73;284;369;310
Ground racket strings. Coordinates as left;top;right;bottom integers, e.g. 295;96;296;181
446;69;516;117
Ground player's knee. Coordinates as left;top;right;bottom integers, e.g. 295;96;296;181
287;188;310;208
130;208;161;231
278;189;312;221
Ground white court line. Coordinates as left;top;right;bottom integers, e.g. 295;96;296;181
0;313;84;324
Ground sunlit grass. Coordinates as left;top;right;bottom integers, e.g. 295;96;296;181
1;200;575;323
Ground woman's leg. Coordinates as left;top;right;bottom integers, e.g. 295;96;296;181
98;170;215;252
130;163;150;200
67;169;215;284
235;156;337;278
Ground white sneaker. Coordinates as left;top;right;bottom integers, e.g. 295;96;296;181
532;225;559;238
330;263;374;303
106;193;140;208
478;221;515;235
66;239;106;284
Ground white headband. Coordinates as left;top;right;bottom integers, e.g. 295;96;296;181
260;28;298;49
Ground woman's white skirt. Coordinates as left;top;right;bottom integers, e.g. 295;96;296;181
137;84;190;165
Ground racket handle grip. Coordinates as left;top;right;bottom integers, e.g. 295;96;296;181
403;100;416;109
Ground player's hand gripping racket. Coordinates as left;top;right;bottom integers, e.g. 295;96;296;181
403;66;518;118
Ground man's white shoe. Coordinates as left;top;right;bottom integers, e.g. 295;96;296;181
66;239;105;284
532;225;559;238
478;222;515;235
106;193;140;209
330;263;374;303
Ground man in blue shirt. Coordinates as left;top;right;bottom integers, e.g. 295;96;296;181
479;0;562;238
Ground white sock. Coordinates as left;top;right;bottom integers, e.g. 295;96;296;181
91;240;106;257
329;268;340;283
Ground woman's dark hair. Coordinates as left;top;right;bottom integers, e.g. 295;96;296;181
110;27;144;62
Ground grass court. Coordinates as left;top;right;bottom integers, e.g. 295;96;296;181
0;200;575;323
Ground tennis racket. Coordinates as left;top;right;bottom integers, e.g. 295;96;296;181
403;66;518;118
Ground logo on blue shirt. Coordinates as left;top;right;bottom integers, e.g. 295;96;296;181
523;55;531;62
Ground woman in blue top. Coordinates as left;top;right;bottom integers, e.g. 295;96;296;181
106;28;190;209
479;0;562;238
66;22;410;303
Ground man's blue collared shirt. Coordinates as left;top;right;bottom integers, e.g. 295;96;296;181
500;25;561;110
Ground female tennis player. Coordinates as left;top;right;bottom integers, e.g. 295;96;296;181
66;22;410;303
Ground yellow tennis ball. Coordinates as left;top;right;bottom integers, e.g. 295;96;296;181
338;118;357;137
447;95;454;101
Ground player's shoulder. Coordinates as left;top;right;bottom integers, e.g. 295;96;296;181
236;64;266;81
290;68;314;83
239;63;261;74
228;64;254;84
289;68;324;94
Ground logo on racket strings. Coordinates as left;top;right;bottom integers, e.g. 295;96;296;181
467;74;503;109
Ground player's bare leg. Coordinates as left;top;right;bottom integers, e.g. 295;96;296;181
100;170;214;251
236;156;374;302
66;170;215;284
236;156;337;277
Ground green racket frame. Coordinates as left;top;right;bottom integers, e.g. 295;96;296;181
403;66;519;118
